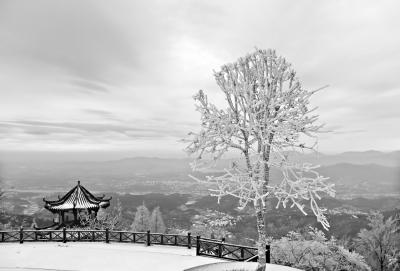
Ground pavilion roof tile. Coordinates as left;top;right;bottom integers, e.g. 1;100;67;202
43;181;111;212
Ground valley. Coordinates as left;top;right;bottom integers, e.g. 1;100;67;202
1;151;399;246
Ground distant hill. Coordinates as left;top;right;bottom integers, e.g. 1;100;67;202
285;150;400;167
308;163;400;185
58;158;400;189
3;150;399;173
1;150;399;197
78;157;194;173
93;157;400;188
61;150;400;172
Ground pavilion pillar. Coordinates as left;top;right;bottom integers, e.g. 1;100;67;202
61;211;65;224
90;209;95;219
58;211;61;225
73;209;78;224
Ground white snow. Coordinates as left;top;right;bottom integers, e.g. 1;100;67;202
0;242;225;271
185;262;302;271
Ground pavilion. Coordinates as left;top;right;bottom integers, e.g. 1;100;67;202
36;181;112;230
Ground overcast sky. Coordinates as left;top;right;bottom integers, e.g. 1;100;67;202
0;0;399;162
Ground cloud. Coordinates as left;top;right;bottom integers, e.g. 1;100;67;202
0;118;192;142
323;125;344;132
24;131;51;135
72;81;110;93
83;109;115;118
331;130;367;135
0;0;399;156
1;120;156;134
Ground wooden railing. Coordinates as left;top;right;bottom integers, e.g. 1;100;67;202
196;236;270;263
0;227;269;263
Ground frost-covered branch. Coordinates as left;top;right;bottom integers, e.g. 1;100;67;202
181;48;335;231
181;48;335;269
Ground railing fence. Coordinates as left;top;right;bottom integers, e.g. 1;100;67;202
195;236;270;262
0;227;269;263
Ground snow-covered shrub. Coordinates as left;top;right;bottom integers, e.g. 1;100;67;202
79;199;127;230
352;211;400;271
271;227;370;271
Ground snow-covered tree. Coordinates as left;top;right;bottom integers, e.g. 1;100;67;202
190;210;238;240
131;202;150;232
387;249;400;271
0;177;12;216
181;48;335;270
80;199;127;230
271;227;370;271
0;177;13;230
353;211;400;271
149;206;166;233
30;217;37;229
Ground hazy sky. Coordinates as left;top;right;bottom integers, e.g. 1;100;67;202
0;0;399;162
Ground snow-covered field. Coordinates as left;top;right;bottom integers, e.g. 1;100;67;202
0;242;224;271
0;242;301;271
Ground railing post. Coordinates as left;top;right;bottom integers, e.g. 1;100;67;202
78;230;80;241
34;230;38;241
187;232;191;249
120;232;122;242
133;232;136;243
1;232;4;242
241;247;244;261
92;230;95;242
19;226;23;244
174;234;177;246
266;245;270;264
146;230;150;246
161;234;164;245
106;229;109;243
218;237;225;258
196;236;200;256
63;227;66;243
49;230;52;241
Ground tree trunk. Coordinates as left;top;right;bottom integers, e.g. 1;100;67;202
255;201;267;271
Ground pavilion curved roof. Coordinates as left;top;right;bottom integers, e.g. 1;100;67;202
43;181;111;212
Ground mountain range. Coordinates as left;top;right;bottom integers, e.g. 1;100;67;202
72;150;400;173
1;150;399;196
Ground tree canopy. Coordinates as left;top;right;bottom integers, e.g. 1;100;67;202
149;206;166;233
131;202;150;232
181;48;334;269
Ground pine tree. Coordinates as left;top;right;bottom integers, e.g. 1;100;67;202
149;206;166;233
131;202;150;232
30;217;37;229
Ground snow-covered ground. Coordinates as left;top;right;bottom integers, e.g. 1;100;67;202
0;242;225;271
0;242;301;271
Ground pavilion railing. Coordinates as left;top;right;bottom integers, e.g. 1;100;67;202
0;227;269;263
